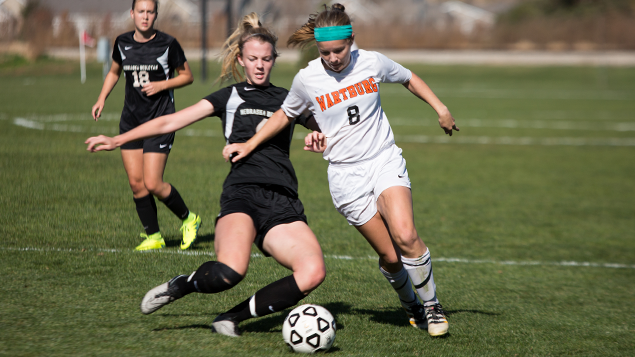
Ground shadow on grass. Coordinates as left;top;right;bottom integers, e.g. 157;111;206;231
164;232;215;249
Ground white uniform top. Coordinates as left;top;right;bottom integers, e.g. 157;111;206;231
281;49;412;164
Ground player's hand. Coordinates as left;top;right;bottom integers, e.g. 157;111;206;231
92;101;105;121
439;111;459;136
222;142;255;163
304;131;326;153
141;81;165;96
85;135;117;152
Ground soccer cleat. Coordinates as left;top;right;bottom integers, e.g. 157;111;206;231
140;275;187;314
404;303;428;329
179;214;201;250
135;232;165;251
211;314;242;337
425;303;449;337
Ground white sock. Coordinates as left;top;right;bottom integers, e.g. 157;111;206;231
402;248;438;307
378;261;419;310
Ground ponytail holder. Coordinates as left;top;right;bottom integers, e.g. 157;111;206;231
314;25;353;42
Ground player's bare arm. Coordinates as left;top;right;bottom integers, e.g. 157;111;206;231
86;99;213;152
223;108;294;162
92;61;123;120
402;73;459;136
141;62;194;96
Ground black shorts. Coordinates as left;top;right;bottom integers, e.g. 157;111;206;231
119;120;175;153
217;184;308;256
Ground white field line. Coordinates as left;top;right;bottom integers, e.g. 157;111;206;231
380;86;635;101
1;246;633;269
390;118;635;132
13;117;635;147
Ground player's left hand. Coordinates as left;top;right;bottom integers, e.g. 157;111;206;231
223;142;255;163
141;81;165;96
85;135;117;152
439;111;459;136
304;131;326;153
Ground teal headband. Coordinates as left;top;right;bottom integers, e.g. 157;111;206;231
314;25;353;42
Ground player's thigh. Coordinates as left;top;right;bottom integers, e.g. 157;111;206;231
354;212;402;269
214;213;257;276
376;186;425;256
264;221;325;289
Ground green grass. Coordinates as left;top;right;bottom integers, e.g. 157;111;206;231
1;60;634;356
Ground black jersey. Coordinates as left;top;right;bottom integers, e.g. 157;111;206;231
112;31;187;127
204;82;310;196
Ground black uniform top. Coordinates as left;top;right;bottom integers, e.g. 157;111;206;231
204;82;310;197
112;31;187;127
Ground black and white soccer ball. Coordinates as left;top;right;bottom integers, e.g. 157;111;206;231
282;304;336;353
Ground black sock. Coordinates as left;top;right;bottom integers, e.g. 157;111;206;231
224;275;306;323
159;184;190;220
134;194;159;235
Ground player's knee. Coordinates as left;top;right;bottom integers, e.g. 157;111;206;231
128;179;146;195
143;179;161;195
192;261;244;294
296;259;326;293
392;226;420;250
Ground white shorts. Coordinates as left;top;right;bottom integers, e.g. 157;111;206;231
327;144;411;226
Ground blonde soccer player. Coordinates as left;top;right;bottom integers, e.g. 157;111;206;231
223;3;459;337
86;13;326;337
91;0;200;251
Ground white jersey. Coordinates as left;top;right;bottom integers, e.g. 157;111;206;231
281;49;412;164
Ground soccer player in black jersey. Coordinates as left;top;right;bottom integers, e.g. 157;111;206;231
91;0;201;251
85;13;326;337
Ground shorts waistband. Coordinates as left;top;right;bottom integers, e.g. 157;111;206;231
328;140;395;167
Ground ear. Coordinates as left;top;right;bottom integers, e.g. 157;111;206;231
130;9;134;19
237;53;245;67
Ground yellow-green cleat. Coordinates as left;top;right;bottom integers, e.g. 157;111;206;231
179;213;201;250
135;232;165;251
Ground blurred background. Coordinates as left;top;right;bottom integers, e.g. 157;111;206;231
1;0;635;62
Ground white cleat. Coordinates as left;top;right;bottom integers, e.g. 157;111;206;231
211;314;241;337
425;304;449;337
140;276;185;315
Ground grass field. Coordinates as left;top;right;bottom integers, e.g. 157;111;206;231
1;56;634;356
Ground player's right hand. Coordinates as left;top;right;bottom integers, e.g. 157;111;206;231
92;101;105;121
304;131;326;153
222;142;255;163
85;135;116;152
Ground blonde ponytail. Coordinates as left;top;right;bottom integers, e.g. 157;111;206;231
218;12;278;83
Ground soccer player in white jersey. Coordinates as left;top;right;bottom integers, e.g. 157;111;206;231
224;3;459;337
86;13;326;338
90;0;201;251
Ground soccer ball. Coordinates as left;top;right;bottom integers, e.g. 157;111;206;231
282;304;336;353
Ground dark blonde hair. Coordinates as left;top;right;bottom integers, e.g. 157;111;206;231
218;12;278;83
287;3;352;50
132;0;158;12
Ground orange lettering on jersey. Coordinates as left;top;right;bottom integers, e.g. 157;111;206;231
362;80;374;94
369;78;378;92
338;88;349;101
331;90;342;105
315;95;327;112
354;83;365;96
326;92;334;108
346;85;357;98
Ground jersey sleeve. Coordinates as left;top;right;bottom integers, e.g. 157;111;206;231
168;38;187;69
111;37;122;64
374;51;412;84
203;87;232;117
281;73;311;118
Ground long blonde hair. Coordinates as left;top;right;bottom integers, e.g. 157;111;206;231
287;3;353;50
218;12;279;83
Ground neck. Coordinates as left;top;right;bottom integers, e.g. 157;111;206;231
134;29;156;42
